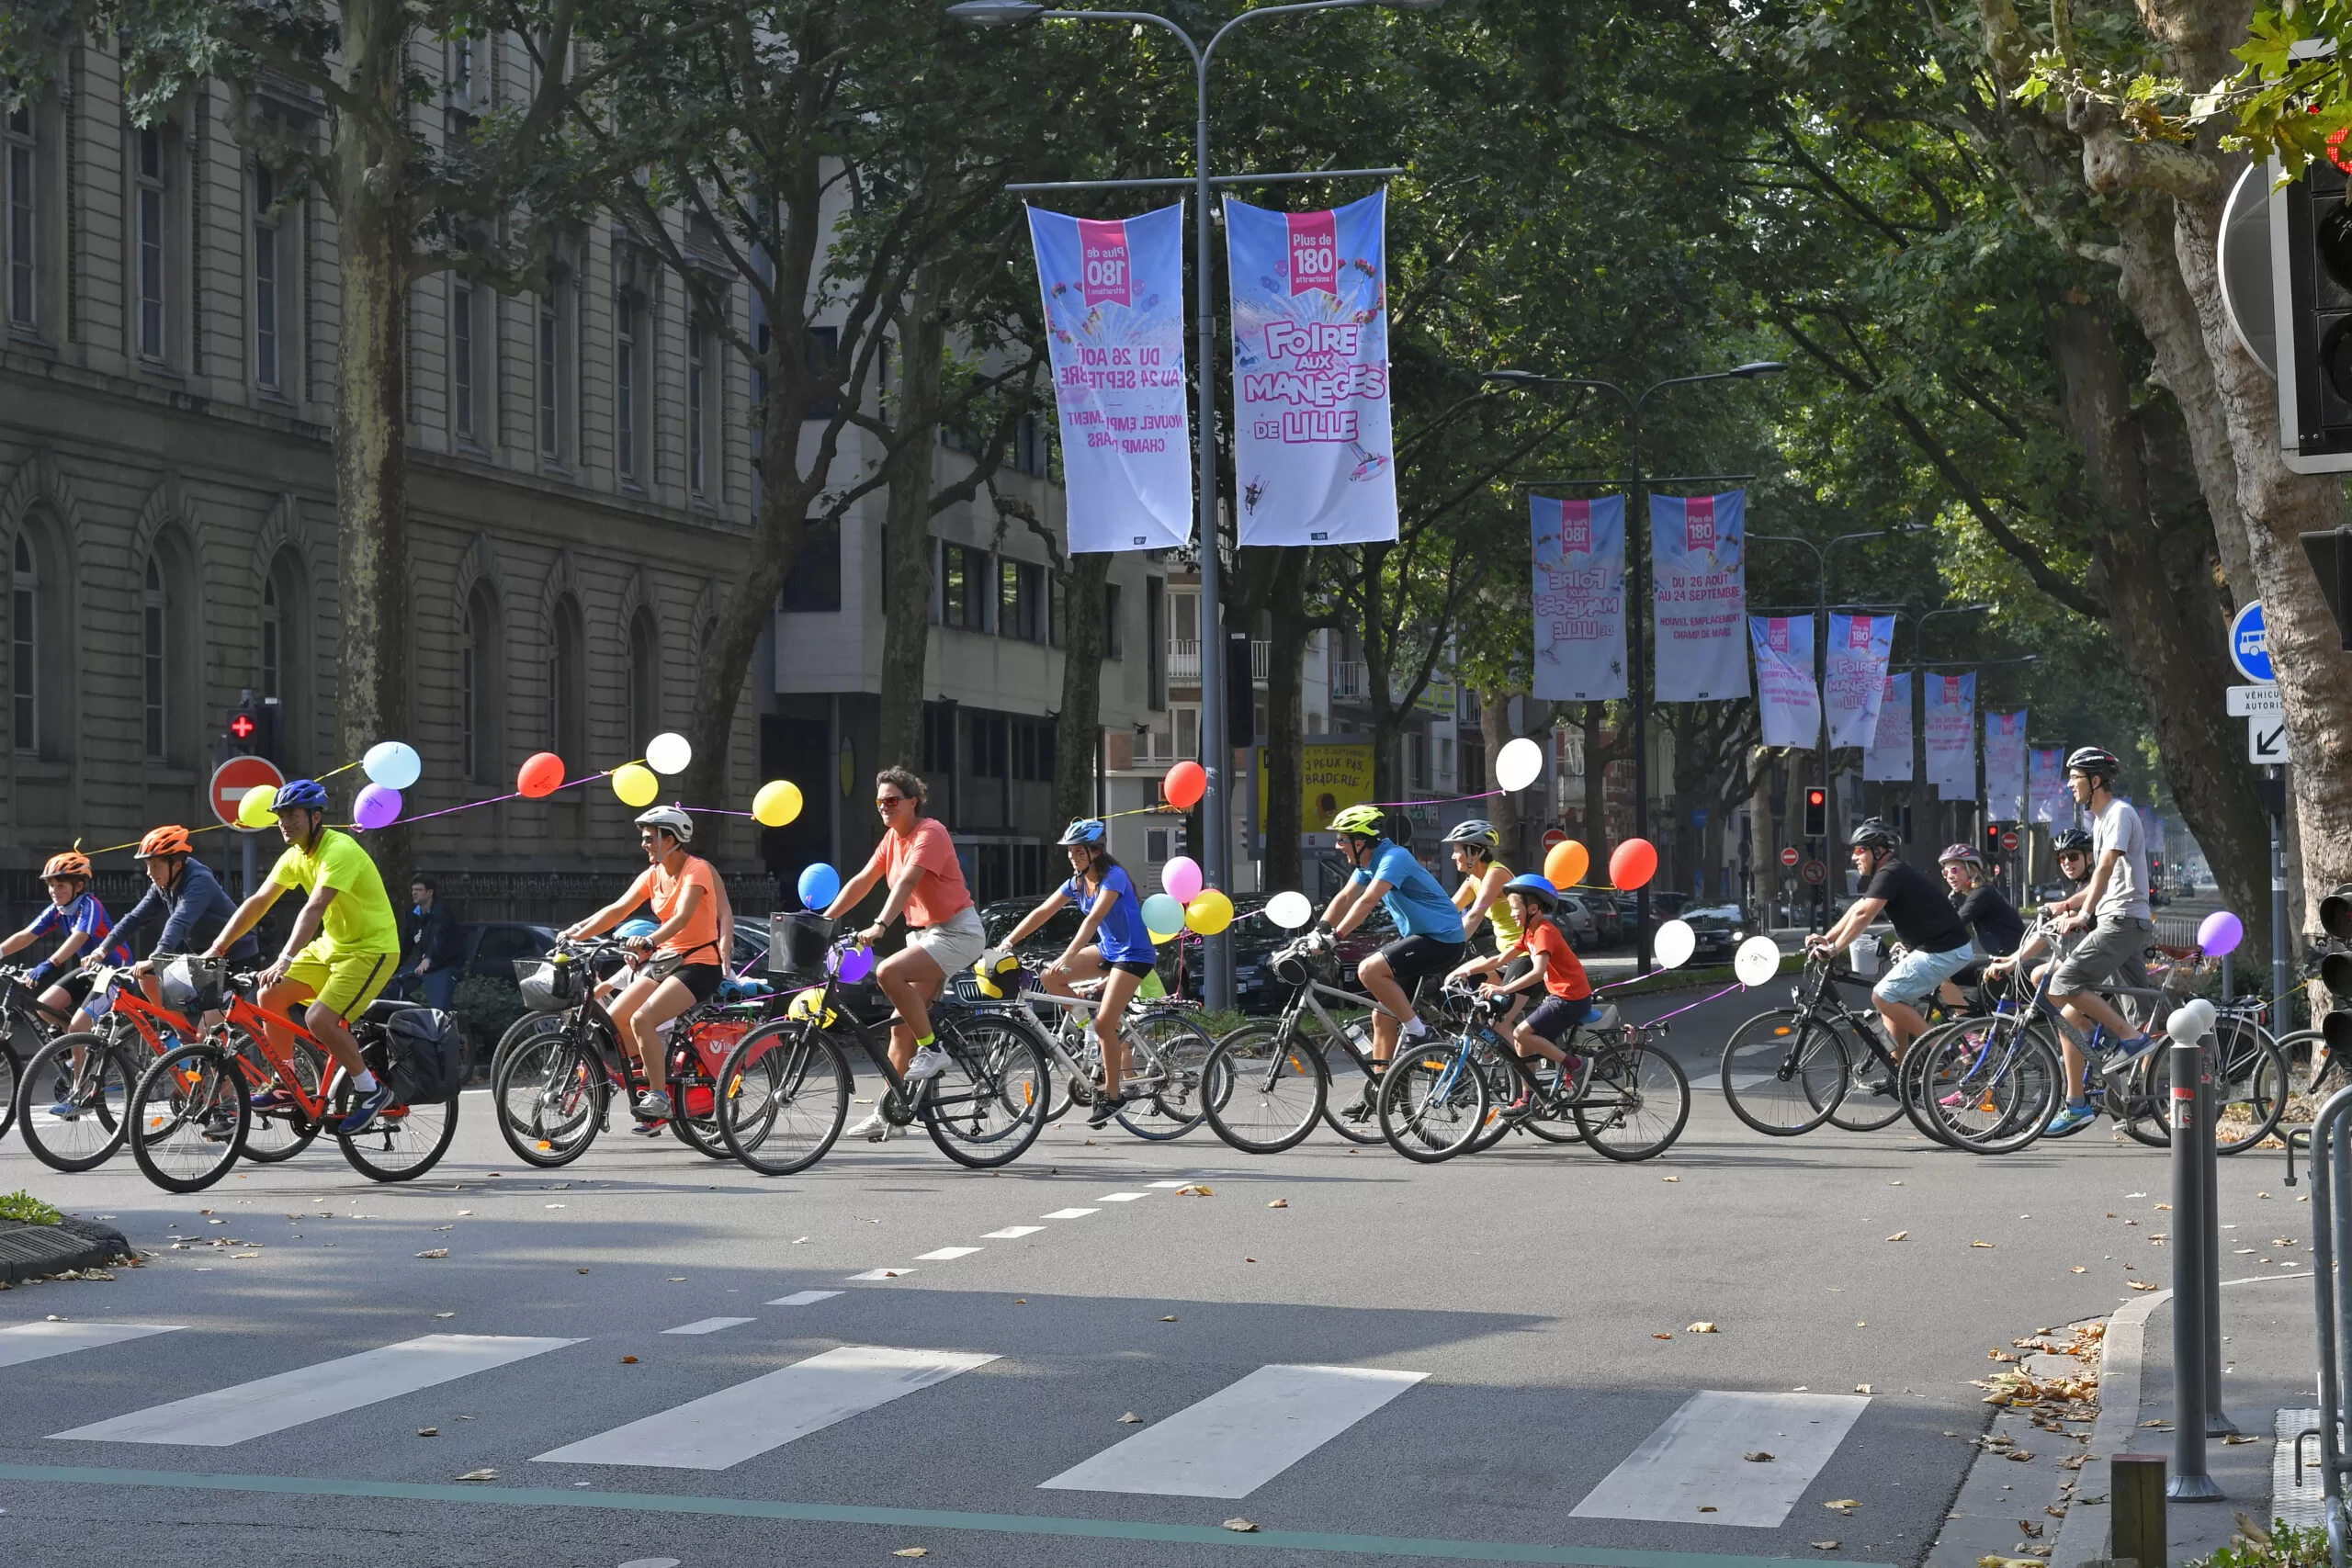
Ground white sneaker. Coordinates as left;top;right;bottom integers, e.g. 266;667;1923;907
846;1109;899;1142
903;1044;952;1082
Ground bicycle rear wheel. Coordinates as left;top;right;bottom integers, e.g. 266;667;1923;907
128;1042;247;1193
1113;1009;1216;1141
336;1079;458;1181
718;1021;850;1176
922;1012;1050;1168
1576;1041;1690;1160
1719;1009;1848;1135
494;1027;608;1167
1917;1017;2062;1154
1376;1043;1489;1163
14;1033;133;1172
1201;1021;1327;1154
2123;1023;2290;1154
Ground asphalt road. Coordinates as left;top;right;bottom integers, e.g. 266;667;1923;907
0;986;2314;1568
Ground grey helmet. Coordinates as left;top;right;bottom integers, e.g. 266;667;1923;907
1441;818;1500;852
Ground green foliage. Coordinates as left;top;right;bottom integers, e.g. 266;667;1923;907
452;975;526;1053
2188;1516;2332;1568
0;1190;63;1226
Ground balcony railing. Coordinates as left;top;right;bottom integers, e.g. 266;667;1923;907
1165;639;1271;684
1330;660;1368;699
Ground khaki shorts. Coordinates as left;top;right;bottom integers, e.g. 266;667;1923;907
2049;915;2152;1006
903;907;987;976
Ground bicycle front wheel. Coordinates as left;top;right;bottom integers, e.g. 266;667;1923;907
1201;1021;1327;1154
718;1021;850;1177
494;1028;608;1168
922;1012;1050;1168
1467;1033;1536;1154
1918;1017;2063;1155
1576;1041;1691;1161
1113;1009;1217;1142
14;1033;133;1172
1822;1016;1907;1133
129;1043;248;1193
1719;1010;1848;1136
1376;1043;1490;1164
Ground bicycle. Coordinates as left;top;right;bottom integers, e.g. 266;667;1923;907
713;917;1053;1176
12;962;201;1172
975;965;1216;1140
125;960;458;1192
0;964;76;1146
1196;936;1396;1154
1718;951;1876;1135
1473;995;1692;1161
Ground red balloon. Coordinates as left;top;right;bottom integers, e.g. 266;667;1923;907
1609;837;1658;891
1164;759;1207;811
517;751;567;799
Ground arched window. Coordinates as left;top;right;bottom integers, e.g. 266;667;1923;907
627;610;659;750
461;582;503;784
9;534;34;750
142;558;165;757
548;593;585;761
261;578;281;703
260;549;307;770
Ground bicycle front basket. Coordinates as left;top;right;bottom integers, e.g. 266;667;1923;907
514;955;582;1013
771;912;836;976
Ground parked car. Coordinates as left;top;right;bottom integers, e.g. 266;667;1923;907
457;921;560;983
1553;894;1599;950
1582;894;1623;947
1678;903;1746;964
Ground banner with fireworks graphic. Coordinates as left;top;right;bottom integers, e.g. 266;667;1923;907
1531;494;1626;701
1864;672;1913;781
1225;190;1397;547
1027;202;1193;553
1984;709;2028;822
2030;746;2067;824
1825;613;1894;750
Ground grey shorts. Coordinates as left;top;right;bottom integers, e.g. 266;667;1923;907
2048;915;2152;1002
904;906;988;976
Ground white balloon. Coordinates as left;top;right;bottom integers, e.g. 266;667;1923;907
645;731;694;776
1653;919;1697;971
1265;890;1314;930
1494;736;1544;793
1734;935;1782;987
2166;996;2218;1043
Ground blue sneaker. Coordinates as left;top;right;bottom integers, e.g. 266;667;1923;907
45;1100;80;1121
337;1081;396;1135
2105;1033;2160;1067
2045;1102;2099;1137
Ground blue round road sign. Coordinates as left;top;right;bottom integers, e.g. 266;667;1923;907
2229;600;2273;684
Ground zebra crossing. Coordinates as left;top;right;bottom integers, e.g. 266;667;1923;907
1;1308;1880;1517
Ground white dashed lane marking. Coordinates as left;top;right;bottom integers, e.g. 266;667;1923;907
662;1317;756;1336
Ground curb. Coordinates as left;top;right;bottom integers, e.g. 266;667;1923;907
0;1215;133;1286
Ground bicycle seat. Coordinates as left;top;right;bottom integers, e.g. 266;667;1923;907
360;998;420;1026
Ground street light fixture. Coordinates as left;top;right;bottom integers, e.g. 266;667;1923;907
1485;359;1786;972
945;1;1046;20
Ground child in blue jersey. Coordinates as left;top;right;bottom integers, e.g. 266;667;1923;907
989;819;1159;1127
0;850;135;1029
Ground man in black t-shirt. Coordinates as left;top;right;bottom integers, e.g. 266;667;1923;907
1805;818;1977;1060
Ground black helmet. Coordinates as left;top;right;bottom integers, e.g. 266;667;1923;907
1848;817;1900;853
2064;746;2121;784
2052;827;2093;854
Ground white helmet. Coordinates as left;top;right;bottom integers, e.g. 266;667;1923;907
634;804;694;844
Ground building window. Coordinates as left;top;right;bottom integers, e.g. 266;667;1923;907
451;278;478;441
1174;704;1198;760
6;105;37;330
134;127;168;361
940;543;988;631
1105;582;1125;659
999;558;1046;644
1013;411;1048;478
548;595;585;758
260;578;282;703
970;713;1009;780
805;325;839;421
778;527;842;614
922;702;956;774
628;611;659;750
461;583;503;784
1012;717;1055;782
537;277;567;462
687;321;709;495
142;559;166;758
260;550;306;766
253;166;282;389
10;535;35;750
614;289;639;481
460;601;479;781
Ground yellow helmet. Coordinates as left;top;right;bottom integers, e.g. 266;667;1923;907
786;987;836;1028
973;950;1026;999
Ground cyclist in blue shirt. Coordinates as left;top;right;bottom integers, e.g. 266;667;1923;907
1312;805;1466;1067
114;826;260;1010
987;819;1159;1127
0;850;133;1030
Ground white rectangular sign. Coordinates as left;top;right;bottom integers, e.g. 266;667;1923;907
2227;682;2281;716
2248;717;2288;763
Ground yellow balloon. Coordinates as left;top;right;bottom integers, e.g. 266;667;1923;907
753;778;804;828
236;785;279;828
1185;889;1234;936
611;763;660;807
1147;925;1182;944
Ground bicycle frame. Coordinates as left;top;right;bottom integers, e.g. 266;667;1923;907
789;959;1016;1126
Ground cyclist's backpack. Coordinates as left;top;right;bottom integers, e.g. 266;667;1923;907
382;1007;466;1104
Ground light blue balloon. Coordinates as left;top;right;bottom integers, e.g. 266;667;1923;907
797;863;842;909
364;740;423;790
1141;893;1185;935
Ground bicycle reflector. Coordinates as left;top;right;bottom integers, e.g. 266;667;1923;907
2322;883;2352;943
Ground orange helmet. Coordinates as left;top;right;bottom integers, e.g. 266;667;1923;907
136;825;194;860
41;850;92;880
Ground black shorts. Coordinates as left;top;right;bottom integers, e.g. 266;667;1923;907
47;969;96;1007
1108;960;1157;978
663;963;725;1004
1498;956;1534;987
1377;934;1467;985
1524;995;1595;1043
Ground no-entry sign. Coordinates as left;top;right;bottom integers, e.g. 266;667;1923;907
209;755;285;829
1779;846;1801;868
2000;828;2019;852
1541;828;1568;849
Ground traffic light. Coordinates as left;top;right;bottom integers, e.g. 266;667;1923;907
224;689;280;762
1802;787;1826;839
1225;630;1257;746
1986;821;2004;858
2273;157;2352;471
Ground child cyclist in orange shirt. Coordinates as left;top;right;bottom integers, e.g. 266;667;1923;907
1444;874;1593;1070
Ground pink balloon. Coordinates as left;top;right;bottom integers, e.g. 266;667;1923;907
352;783;402;830
1162;855;1204;904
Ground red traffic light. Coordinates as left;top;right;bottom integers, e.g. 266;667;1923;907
1806;789;1825;807
230;714;255;739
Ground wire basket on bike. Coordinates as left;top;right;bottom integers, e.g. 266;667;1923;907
158;953;228;1011
770;912;837;976
514;954;584;1013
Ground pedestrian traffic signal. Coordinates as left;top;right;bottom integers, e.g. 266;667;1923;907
224;690;280;762
1802;787;1826;839
2273;161;2352;472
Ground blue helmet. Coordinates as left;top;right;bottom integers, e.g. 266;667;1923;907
1057;818;1107;847
616;919;660;941
274;778;329;812
1501;873;1560;909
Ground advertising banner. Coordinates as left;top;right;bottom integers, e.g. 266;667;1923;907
1863;672;1913;781
1825;614;1894;750
1651;490;1749;701
1984;710;2028;822
1749;616;1820;748
1925;671;1977;795
1531;495;1627;702
2030;747;2066;824
1225;191;1396;547
1261;741;1376;829
1026;203;1193;552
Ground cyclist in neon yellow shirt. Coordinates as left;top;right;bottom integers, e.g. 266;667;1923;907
206;778;405;1134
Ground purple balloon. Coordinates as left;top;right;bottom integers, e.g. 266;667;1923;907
2197;909;2244;958
833;945;875;985
352;783;402;830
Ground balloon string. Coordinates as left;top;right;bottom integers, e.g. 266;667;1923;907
1612;980;1746;1021
362;770;615;830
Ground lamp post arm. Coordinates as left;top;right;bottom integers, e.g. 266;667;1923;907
1204;0;1380;63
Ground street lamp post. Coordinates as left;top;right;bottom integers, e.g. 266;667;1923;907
1485;363;1784;973
951;0;1441;1012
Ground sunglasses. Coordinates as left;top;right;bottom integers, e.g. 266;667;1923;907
876;795;908;807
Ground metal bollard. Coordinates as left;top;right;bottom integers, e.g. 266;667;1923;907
2200;1037;2236;1435
2111;1451;2168;1566
2169;1026;2223;1499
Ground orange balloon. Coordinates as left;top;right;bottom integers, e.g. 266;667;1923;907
1164;759;1207;811
1609;837;1658;891
517;751;567;799
1544;839;1590;889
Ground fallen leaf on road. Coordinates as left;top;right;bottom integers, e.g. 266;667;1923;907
894;1551;929;1559
2004;1450;2037;1462
2128;1281;2160;1292
1856;1321;1867;1327
1223;1518;1258;1533
1267;1199;1288;1208
2018;1519;2043;1538
415;1249;448;1259
620;1356;639;1364
1857;1384;1873;1393
458;1469;497;1483
1176;1185;1214;1197
1886;1232;1908;1242
668;1276;686;1281
435;1313;454;1319
1813;1542;1841;1551
1117;1413;1143;1424
577;1268;590;1274
2141;1419;2172;1427
2154;1202;2171;1211
2224;1435;2259;1445
1160;1315;1178;1322
1013;1298;1027;1304
1699;1506;1717;1512
1653;1333;1674;1339
2259;1192;2273;1199
1826;1499;1859;1513
232;1253;260;1260
2071;1267;2086;1273
416;1427;437;1437
1745;1450;1774;1462
1687;1321;1717;1334
1972;1240;1996;1248
1245;1258;1256;1263
1662;1176;1679;1182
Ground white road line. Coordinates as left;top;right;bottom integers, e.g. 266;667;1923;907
846;1269;915;1280
51;1335;581;1447
662;1317;756;1336
765;1291;842;1307
981;1226;1044;1240
1041;1208;1100;1220
1145;1179;1196;1189
1570;1390;1871;1528
0;1321;183;1370
914;1247;982;1261
1097;1192;1149;1201
532;1345;998;1471
1039;1363;1426;1498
